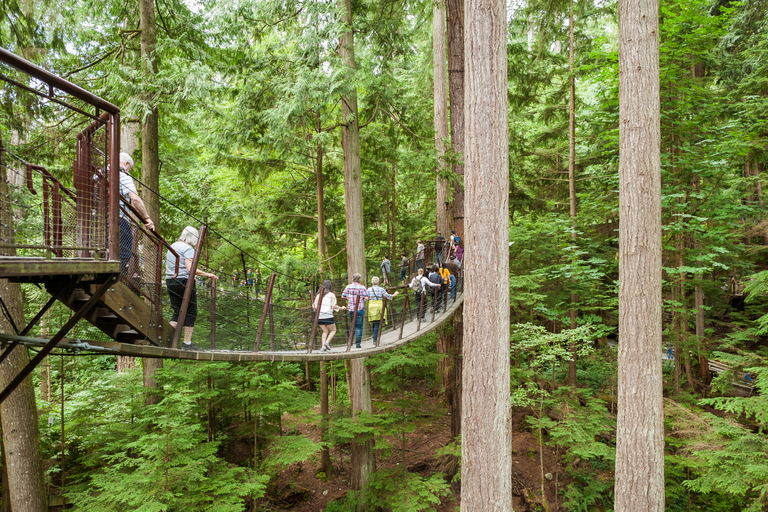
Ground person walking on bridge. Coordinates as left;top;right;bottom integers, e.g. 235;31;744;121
314;280;343;352
342;273;368;348
166;226;218;350
415;240;425;270
367;276;399;345
380;256;392;287
409;268;440;320
118;152;154;270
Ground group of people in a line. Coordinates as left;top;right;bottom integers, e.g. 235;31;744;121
413;230;463;277
313;273;401;351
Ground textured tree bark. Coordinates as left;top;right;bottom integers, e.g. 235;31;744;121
316;135;329;273
339;0;366;282
615;0;665;509
695;276;709;385
461;0;511;507
320;362;332;474
0;133;47;512
447;0;464;240
349;359;374;493
446;0;465;442
339;0;373;496
567;0;578;387
139;0;160;220
139;0;163;401
434;0;450;237
143;358;164;406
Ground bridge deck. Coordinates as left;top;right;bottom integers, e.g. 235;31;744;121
0;294;463;362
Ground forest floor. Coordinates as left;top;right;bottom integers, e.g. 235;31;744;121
251;391;566;511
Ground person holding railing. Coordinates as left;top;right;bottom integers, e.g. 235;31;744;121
341;273;368;349
367;276;400;345
400;253;409;284
415;240;425;270
409;268;440;320
434;232;446;265
165;226;218;350
118;153;154;270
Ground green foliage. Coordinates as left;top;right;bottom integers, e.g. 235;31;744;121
326;468;451;512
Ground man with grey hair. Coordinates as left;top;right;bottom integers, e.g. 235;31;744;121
367;276;399;345
118;152;155;269
341;272;369;348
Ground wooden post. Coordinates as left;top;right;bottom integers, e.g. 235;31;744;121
431;286;438;322
210;279;216;349
376;297;388;347
346;294;361;352
172;224;207;349
253;272;276;351
398;293;409;340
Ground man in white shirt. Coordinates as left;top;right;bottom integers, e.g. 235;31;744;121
118;152;155;269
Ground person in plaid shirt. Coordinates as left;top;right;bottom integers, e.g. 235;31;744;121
342;273;369;348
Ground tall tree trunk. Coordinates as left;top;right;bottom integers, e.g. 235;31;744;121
316;128;329;273
139;0;163;399
338;0;372;497
446;0;465;443
320;362;332;474
615;0;665;509
434;0;450;237
695;275;709;385
0;132;47;512
567;0;578;387
339;0;365;282
390;163;397;258
349;359;374;494
462;0;511;507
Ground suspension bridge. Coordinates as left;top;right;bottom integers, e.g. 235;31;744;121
0;49;463;402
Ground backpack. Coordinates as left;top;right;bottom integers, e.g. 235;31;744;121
410;277;422;293
453;235;461;245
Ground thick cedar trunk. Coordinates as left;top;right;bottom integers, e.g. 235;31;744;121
349;359;374;492
615;0;665;509
567;0;578;387
0;133;47;512
316;134;329;273
338;0;372;495
446;0;465;442
320;362;332;474
434;0;450;237
462;0;511;508
139;0;163;397
695;276;709;384
339;0;365;283
447;0;465;240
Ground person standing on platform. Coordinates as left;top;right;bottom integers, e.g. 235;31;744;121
434;232;446;265
380;256;392;287
367;276;399;345
400;253;409;285
166;226;218;350
415;240;425;270
118;152;154;270
254;269;262;297
342;273;369;348
314;280;343;351
409;268;440;320
428;264;443;311
445;256;459;298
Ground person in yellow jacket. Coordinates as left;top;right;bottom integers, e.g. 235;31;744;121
366;276;399;345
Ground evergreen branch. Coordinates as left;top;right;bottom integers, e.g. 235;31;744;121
359;94;381;129
63;48;119;79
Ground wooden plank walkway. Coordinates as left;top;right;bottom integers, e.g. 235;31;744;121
0;293;464;362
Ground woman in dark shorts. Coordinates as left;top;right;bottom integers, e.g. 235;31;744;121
314;280;342;352
166;226;218;350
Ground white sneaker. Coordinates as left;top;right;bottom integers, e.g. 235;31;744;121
323;345;331;352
